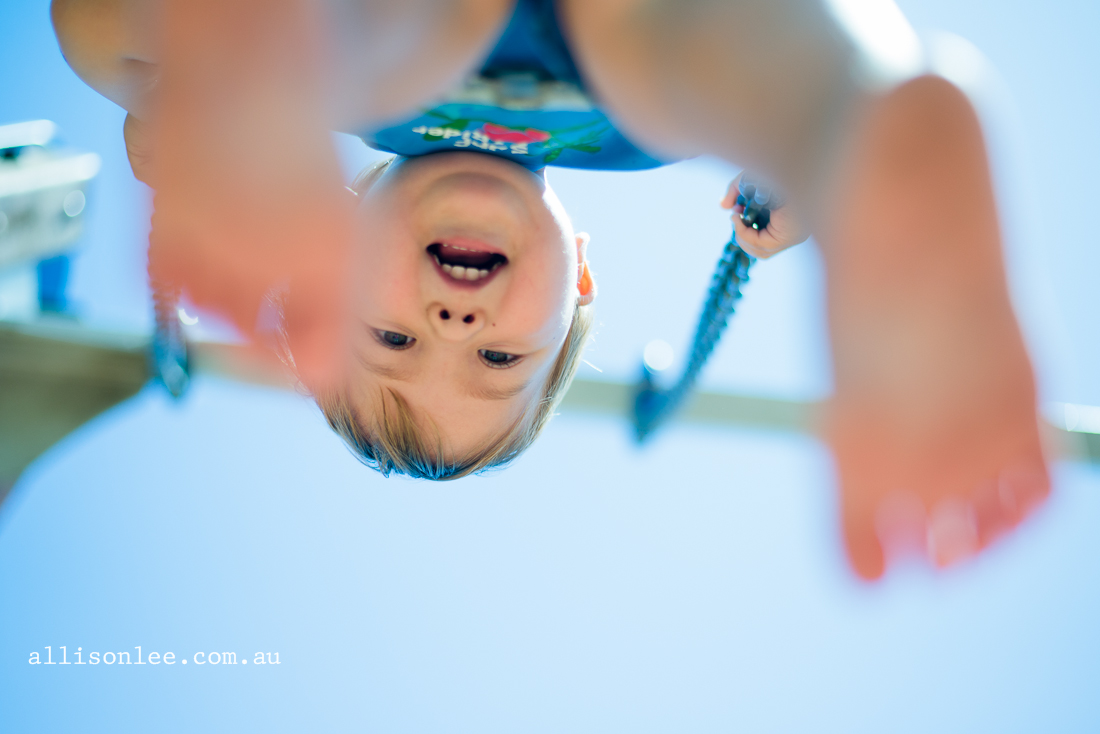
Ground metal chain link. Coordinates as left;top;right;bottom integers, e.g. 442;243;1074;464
632;177;782;441
632;233;755;441
149;271;191;399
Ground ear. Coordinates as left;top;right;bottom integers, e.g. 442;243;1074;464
575;232;596;307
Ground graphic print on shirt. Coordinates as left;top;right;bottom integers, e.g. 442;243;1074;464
367;101;664;172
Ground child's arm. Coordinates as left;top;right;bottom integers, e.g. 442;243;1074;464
564;0;1049;580
719;174;810;259
51;0;511;185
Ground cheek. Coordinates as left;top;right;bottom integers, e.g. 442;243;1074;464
351;221;422;316
502;246;574;342
356;269;416;315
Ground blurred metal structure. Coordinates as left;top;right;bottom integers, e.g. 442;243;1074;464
0;321;147;504
0;126;1095;507
0;120;100;271
0;119;115;506
0;320;293;508
2;318;1098;509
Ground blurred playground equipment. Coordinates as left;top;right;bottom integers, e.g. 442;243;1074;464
3;120;1099;511
5;317;1100;510
0;120;98;319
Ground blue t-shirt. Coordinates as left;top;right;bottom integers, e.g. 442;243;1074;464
360;0;666;172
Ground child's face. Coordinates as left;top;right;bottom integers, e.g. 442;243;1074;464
347;153;583;458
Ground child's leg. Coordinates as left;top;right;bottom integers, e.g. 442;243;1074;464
822;76;1048;578
324;0;513;130
560;0;864;202
51;0;512;135
563;0;1048;578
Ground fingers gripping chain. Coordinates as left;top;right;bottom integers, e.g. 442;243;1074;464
736;174;785;231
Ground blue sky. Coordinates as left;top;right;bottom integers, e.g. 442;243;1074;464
2;0;1099;731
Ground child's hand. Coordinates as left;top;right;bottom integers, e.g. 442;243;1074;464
145;0;354;390
720;174;810;258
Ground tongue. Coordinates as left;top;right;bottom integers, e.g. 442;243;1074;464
437;244;497;268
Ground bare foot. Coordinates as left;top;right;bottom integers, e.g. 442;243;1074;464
821;75;1049;579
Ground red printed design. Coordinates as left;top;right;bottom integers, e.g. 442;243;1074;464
481;123;551;144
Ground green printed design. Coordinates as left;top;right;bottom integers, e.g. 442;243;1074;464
421;107;607;163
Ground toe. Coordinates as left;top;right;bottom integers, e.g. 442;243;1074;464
973;476;1014;548
927;497;979;568
843;500;886;581
1001;459;1051;518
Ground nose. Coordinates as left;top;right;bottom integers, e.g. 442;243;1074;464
428;303;485;341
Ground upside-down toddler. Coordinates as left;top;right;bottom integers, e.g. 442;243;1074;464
54;0;1048;579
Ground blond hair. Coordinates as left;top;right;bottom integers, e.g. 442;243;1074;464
315;156;594;480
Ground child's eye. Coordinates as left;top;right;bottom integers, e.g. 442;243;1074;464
375;330;415;349
479;349;521;368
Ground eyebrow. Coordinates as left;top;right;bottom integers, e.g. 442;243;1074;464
358;354;533;402
357;354;413;382
468;377;533;402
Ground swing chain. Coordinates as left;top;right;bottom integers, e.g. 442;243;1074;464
632;174;783;441
149;274;191;399
632;233;754;441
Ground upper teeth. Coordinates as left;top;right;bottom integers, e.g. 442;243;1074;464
437;257;497;281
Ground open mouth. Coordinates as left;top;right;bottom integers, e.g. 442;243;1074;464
427;243;508;282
